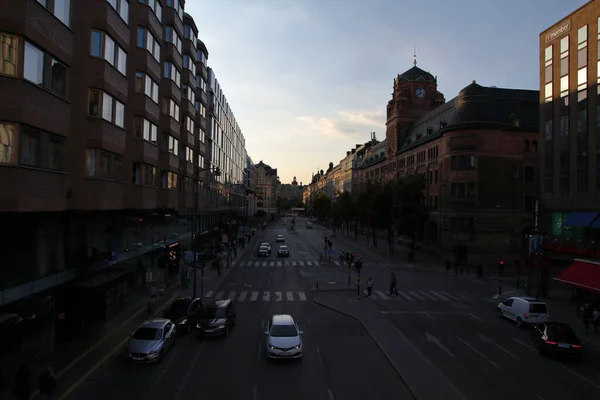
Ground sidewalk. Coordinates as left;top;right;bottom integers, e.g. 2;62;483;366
4;246;247;400
313;294;464;400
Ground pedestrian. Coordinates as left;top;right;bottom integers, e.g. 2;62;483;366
366;277;373;297
593;308;599;333
388;272;398;296
13;363;30;400
39;367;57;400
150;285;157;299
582;303;592;332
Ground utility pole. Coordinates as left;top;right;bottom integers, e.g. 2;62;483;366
192;158;199;298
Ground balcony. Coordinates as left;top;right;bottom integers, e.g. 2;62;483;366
185;131;194;147
159;152;179;171
158;189;178;210
199;89;208;106
142;51;161;83
136;5;163;42
198;141;206;155
105;2;130;47
103;63;128;100
181;99;195;119
199;115;207;131
86;119;127;155
76;179;125;210
0;166;67;212
161;79;182;105
130;139;159;165
182;161;194;177
163;43;183;71
0;78;71;136
200;64;208;80
126;185;158;209
163;7;184;40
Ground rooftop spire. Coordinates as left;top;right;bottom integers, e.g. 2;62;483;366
413;45;417;66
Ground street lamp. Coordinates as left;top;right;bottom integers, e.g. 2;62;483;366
192;165;221;299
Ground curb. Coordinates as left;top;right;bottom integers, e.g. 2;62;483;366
312;297;418;400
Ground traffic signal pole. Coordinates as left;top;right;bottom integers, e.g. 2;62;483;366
347;261;351;287
357;267;361;300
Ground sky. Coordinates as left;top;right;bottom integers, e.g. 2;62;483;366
186;0;589;185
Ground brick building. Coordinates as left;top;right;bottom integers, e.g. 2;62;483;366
0;0;249;344
539;0;600;296
357;60;540;257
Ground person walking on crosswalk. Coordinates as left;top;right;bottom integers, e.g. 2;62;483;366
366;277;373;297
388;272;399;296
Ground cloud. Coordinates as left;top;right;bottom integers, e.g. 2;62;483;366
297;110;385;138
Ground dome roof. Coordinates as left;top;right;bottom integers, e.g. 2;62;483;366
458;80;486;97
397;66;435;83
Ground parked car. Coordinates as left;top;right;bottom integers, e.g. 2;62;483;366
496;296;549;328
531;321;582;359
276;235;285;243
126;319;176;363
196;299;236;337
162;297;204;334
277;245;290;257
264;314;303;360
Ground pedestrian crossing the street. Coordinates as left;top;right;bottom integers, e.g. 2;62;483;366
203;290;308;303
232;260;409;269
363;289;485;303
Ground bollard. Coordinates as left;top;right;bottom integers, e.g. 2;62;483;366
316;281;319;291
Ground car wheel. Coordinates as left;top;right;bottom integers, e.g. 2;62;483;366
224;325;229;337
233;317;237;327
496;308;502;318
516;317;523;328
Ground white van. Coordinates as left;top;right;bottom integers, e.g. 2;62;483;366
496;296;549;328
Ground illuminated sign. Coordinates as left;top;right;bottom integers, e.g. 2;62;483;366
545;20;570;43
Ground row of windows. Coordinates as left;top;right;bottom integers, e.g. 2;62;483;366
0;122;63;171
91;30;127;76
166;0;184;21
138;0;162;23
163;61;181;87
24;41;68;98
134;71;159;103
137;27;160;62
165;26;182;54
107;0;129;24
88;89;125;128
36;0;71;27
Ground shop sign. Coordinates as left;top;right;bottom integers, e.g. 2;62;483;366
543;242;600;258
545;20;571;43
552;212;569;236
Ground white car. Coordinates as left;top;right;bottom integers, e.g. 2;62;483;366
496;296;549;328
276;235;285;243
264;314;303;359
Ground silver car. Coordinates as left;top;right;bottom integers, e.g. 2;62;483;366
264;314;304;359
127;319;176;363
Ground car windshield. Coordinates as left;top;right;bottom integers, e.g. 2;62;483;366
270;324;298;337
261;243;269;246
529;303;547;313
166;300;188;316
278;236;284;238
132;327;161;340
259;246;268;251
204;307;227;319
279;246;288;250
548;325;578;343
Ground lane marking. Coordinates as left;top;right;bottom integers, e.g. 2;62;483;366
298;291;307;301
250;291;259;302
227;291;236;300
457;336;502;370
263;291;270;301
328;388;335;400
554;361;600;390
468;313;483;322
275;291;282;301
173;342;205;400
512;338;535;351
425;313;437;321
286;291;294;301
239;291;247;302
253;385;258;400
397;291;414;301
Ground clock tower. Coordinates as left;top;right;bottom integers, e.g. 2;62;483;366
385;55;445;157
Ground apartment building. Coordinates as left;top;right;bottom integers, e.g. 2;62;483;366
0;0;250;346
254;160;278;218
539;0;600;297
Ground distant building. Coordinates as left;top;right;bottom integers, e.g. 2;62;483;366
254;161;278;217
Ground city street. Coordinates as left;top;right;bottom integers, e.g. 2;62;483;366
63;218;412;400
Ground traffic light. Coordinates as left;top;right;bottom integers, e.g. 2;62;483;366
351;252;355;262
500;261;504;266
356;258;363;270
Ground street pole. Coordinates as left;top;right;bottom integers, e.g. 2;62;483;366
192;165;199;298
347;261;351;287
357;267;361;300
200;259;204;298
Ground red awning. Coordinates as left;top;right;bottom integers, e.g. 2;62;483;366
554;259;600;293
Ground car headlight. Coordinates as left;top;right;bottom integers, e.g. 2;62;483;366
269;345;276;350
294;345;300;349
218;324;225;329
179;319;187;325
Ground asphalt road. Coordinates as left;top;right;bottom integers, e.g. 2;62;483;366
64;218;411;400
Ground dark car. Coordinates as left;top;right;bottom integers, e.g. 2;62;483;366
277;245;290;257
276;235;285;243
531;321;582;359
163;297;204;334
196;299;236;337
258;245;270;257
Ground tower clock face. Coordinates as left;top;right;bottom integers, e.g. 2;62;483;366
416;88;426;98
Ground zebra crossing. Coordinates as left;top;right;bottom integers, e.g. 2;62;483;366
204;290;308;303
363;289;484;302
233;260;408;268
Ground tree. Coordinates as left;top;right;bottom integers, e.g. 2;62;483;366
329;191;354;234
312;192;331;221
393;174;429;259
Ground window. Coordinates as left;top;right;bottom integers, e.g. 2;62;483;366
196;49;206;65
545;46;553;103
450;155;475;170
166;0;183;20
196;75;207;91
161;171;178;189
164;26;182;54
134;71;159;103
185;116;194;133
194;101;200;113
37;0;71;27
19;125;65;171
162;134;179;156
183;54;195;73
559;115;570;193
137;27;160;62
197;102;205;117
163;62;181;87
133;162;157;185
182;85;195;104
543;119;554;193
450;182;476;198
182;176;194;192
139;0;161;22
88;89;125;128
90;30;127;75
161;98;180;122
0;122;16;164
86;148;122;180
23;42;67;98
185;146;193;162
577;109;588;191
197;153;204;167
133;116;157;143
184;25;193;40
107;0;128;23
0;33;19;76
450;217;474;233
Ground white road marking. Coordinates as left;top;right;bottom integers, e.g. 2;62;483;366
298;292;307;301
238;291;247;302
397;291;414;301
253;385;258;400
277;262;282;266
254;262;260;267
457;336;502;370
327;389;335;400
512;338;535;351
440;291;460;301
269;262;274;267
426;313;437;321
286;291;294;301
307;261;313;266
262;262;267;267
275;292;282;301
468;313;483;322
430;291;450;301
420;291;439;301
409;291;426;300
375;290;389;300
263;292;270;301
316;345;323;366
554;361;600;390
250;292;259;302
228;291;236;300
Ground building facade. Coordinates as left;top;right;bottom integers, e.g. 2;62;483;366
539;0;600;297
0;0;251;351
254;161;278;217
